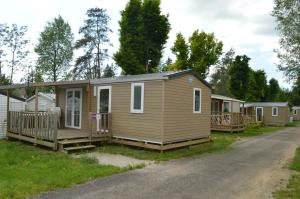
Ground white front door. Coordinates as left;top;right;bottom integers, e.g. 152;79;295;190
97;86;111;131
65;88;82;129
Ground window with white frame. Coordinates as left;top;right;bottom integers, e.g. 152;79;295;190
272;107;278;116
193;88;201;113
131;83;144;113
294;109;297;115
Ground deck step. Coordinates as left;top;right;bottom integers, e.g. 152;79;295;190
64;145;96;151
58;139;91;145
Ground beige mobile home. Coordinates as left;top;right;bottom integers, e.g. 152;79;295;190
244;102;289;126
211;94;245;132
292;106;300;121
0;70;212;151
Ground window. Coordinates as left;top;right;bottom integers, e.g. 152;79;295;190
223;101;230;112
193;88;201;113
131;83;144;113
294;109;297;115
272;107;278;116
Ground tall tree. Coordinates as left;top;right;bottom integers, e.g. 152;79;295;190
272;0;300;82
228;55;251;100
114;0;170;74
189;30;223;78
102;64;116;78
74;8;112;79
5;24;29;83
291;76;300;105
35;16;74;82
266;78;280;101
0;24;8;75
210;48;235;96
171;33;189;70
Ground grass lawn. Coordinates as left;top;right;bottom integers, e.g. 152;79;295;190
0;139;136;199
98;125;287;161
273;147;300;199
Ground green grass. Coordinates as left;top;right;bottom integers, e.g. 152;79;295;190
98;125;287;161
274;147;300;199
286;121;300;127
0;139;136;199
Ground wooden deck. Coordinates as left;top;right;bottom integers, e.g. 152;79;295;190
211;112;245;132
7;111;111;151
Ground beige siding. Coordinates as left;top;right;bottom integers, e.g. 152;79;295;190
262;107;289;125
56;86;90;132
163;74;211;142
292;108;300;121
90;81;164;142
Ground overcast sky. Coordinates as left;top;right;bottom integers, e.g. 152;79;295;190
0;0;291;88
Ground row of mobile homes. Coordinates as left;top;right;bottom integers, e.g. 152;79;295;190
0;92;25;138
292;107;300;121
244;102;289;126
211;94;245;132
0;70;212;151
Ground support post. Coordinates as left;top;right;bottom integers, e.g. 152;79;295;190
86;85;92;144
34;87;39;145
6;90;10;136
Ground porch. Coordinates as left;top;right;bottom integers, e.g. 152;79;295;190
7;111;111;151
211;112;245;132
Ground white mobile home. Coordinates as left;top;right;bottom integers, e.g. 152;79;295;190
26;92;55;111
0;93;25;138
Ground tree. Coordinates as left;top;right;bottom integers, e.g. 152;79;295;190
171;33;189;70
290;77;300;105
189;30;223;78
228;55;251;100
252;70;267;101
114;0;170;75
272;0;300;82
74;8;112;79
0;24;8;75
210;48;235;96
35;16;74;82
102;64;116;78
5;24;29;83
266;78;280;101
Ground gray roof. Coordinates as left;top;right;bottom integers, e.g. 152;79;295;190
91;70;211;88
244;102;289;108
292;106;300;109
211;94;245;103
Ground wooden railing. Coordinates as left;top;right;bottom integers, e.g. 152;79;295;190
211;112;245;131
8;111;58;142
96;113;112;134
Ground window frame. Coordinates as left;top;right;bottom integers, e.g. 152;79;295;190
193;88;202;114
294;109;297;115
130;82;144;113
272;107;278;117
65;88;82;129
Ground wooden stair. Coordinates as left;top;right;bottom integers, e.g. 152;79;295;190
58;137;96;153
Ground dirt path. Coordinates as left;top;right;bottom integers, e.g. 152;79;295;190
37;126;300;199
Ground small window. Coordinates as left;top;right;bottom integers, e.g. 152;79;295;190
131;83;144;113
294;109;297;115
223;101;230;112
193;88;201;113
272;107;278;116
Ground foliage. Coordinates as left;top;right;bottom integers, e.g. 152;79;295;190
228;55;251;100
35;15;74;82
171;32;189;70
0;140;132;199
272;0;300;83
210;48;235;96
0;24;8;74
0;74;10;86
102;64;116;78
189;30;223;78
74;8;112;79
246;69;267;101
159;57;173;72
265;78;280;101
4;24;29;83
290;77;300;105
114;0;170;75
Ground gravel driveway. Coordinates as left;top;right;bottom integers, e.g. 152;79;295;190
37;126;300;199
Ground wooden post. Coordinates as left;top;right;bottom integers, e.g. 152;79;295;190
53;113;58;150
86;85;92;143
34;87;39;145
6;90;10;137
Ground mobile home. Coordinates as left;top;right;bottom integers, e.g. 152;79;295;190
0;70;212;151
244;102;289;126
292;106;300;121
